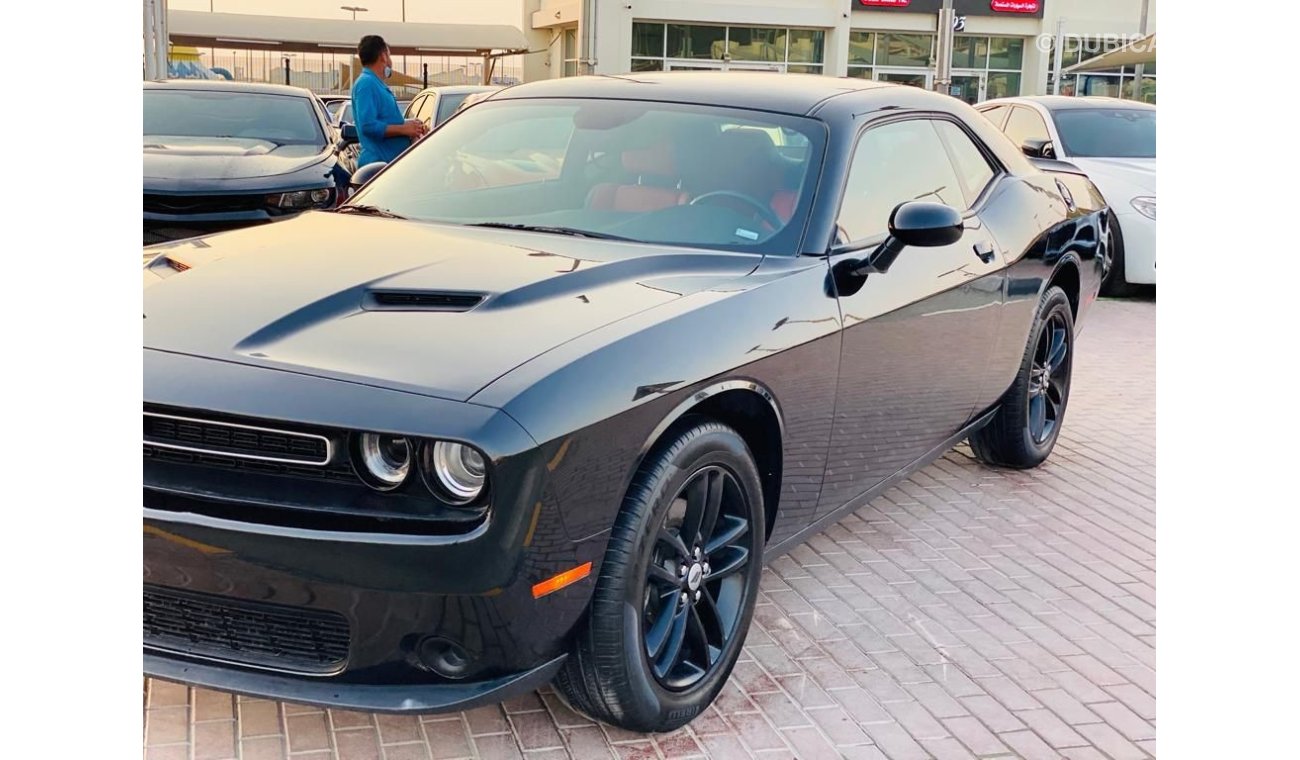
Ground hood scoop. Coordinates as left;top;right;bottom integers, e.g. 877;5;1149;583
363;290;485;312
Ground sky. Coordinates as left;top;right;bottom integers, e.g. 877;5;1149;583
171;0;523;29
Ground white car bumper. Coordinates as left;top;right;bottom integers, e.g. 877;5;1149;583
1115;210;1156;285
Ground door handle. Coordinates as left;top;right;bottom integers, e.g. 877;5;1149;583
973;241;996;264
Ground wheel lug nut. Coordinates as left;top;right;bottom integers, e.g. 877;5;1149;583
703;563;711;574
680;592;689;605
694;590;701;602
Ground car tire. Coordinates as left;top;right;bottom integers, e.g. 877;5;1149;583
970;286;1074;469
1099;212;1138;298
554;418;765;732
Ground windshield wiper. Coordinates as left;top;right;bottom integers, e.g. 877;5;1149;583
336;204;407;219
467;222;633;241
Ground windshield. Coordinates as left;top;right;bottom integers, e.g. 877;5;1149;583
1052;108;1155;158
350;98;825;253
144;90;324;146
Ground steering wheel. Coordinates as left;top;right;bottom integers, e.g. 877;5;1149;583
689;190;783;230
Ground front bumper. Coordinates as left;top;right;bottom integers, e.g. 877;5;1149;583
1116;211;1156;285
145;651;567;714
143;350;609;711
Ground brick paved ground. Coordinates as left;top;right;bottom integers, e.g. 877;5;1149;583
144;295;1156;760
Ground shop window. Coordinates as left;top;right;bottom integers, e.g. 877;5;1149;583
631;59;663;72
788;29;825;64
729;27;786;62
848;31;875;66
632;22;825;73
986;72;1021;99
951;35;981;69
667;24;726;59
877;33;932;68
988;36;1023;70
632;22;665;58
562;27;579;76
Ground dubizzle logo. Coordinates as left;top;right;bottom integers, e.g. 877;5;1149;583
859;0;911;6
990;0;1041;11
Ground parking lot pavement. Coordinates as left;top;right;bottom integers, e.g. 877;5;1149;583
144;296;1156;760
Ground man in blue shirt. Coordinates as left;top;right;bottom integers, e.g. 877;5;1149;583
351;35;426;166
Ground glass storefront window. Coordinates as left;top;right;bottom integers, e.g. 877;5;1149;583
632;22;665;58
730;27;785;62
634;22;825;73
848;31;875;66
986;72;1021;99
788;29;825;63
988;37;1023;70
951;35;980;69
846;66;872;79
667;24;726;60
878;33;932;68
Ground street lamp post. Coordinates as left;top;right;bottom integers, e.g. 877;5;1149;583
340;5;368;20
934;0;954;95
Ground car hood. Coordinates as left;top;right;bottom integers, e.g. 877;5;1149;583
143;213;760;402
143;136;331;181
1069;157;1155;197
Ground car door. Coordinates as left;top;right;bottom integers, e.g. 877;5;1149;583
814;116;1007;518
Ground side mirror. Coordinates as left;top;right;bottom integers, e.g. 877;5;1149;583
339;123;359;146
349;161;386;191
836;202;964;284
1022;138;1055;159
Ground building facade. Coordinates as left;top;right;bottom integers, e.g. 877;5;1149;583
520;0;1155;103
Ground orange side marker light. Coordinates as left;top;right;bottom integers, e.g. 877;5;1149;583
532;562;593;599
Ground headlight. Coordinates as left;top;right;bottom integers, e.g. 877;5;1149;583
352;432;412;490
422;441;488;505
269;189;333;209
1130;196;1156;220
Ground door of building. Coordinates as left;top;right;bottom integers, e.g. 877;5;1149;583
950;71;986;104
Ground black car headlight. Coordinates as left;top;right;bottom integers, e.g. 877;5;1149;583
351;432;413;490
269;189;333;209
421;441;488;505
349;432;489;506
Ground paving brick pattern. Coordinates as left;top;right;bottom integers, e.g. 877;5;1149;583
144;297;1155;759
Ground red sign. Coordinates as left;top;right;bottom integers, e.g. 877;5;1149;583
859;0;911;6
990;0;1040;11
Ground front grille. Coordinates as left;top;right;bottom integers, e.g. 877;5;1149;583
144;412;330;466
144;444;359;484
144;193;266;215
144;585;350;674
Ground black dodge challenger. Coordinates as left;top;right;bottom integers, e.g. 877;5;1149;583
143;73;1108;732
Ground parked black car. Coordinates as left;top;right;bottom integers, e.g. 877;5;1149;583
143;73;1108;732
143;81;357;245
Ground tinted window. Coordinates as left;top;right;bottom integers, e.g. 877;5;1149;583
436;93;472;125
404;95;426;119
352;99;826;253
144;90;323;146
415;96;437;123
979;104;1009;129
838;119;965;242
934;121;996;207
339;103;353;124
1003;106;1050;150
1052;108;1155;158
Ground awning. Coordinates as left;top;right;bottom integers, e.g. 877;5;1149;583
167;9;529;58
1064;33;1155;73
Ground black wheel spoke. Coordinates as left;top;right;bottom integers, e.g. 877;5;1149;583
657;528;689;560
687;606;714;665
1028;394;1047;441
645;591;681;659
682;469;723;548
653;605;690;679
1047;325;1067;370
705;546;749;583
696;586;726;642
647;563;680;589
705;514;748;555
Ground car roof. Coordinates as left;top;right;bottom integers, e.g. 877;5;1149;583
982;95;1154;112
491;72;909;115
144;79;313;98
412;85;502;98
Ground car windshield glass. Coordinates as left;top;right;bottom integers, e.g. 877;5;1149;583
350;98;824;253
144;90;324;146
1051;108;1155;158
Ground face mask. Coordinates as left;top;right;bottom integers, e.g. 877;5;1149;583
383;65;392;79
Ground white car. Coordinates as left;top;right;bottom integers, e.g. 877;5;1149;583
977;96;1155;295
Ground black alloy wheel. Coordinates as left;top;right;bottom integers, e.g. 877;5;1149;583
555;419;765;732
970;285;1074;469
642;465;751;690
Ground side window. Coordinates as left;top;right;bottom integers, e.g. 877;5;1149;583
404;95;426;119
436;94;471;125
1003;106;1050;150
934;121;997;207
416;96;439;124
978;105;1010;130
837;120;965;242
